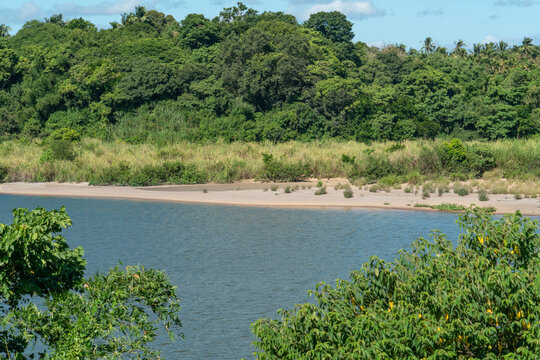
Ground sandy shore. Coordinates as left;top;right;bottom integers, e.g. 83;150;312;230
1;181;539;215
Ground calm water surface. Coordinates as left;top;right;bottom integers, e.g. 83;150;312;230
1;195;506;359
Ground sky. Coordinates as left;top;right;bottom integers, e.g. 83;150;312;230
1;0;539;49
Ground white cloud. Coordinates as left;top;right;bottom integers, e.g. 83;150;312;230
59;0;141;16
481;35;499;43
303;1;386;20
0;2;44;23
417;8;444;17
494;0;538;6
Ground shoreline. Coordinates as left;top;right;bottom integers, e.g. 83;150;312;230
1;181;539;215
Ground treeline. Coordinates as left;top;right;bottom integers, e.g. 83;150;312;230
0;3;539;143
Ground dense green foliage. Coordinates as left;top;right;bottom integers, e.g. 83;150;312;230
0;3;538;144
0;207;181;358
252;209;540;358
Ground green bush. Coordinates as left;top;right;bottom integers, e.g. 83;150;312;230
417;146;443;174
47;127;81;142
0;165;7;182
40;140;76;162
260;153;310;182
252;209;540;358
441;138;468;172
314;186;326;195
467;144;496;177
350;154;397;183
343;189;353;198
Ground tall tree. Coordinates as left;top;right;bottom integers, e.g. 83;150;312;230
0;24;10;37
304;11;354;43
422;37;435;54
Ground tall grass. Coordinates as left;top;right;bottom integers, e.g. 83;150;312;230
0;138;538;188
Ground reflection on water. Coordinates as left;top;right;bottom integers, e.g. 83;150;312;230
1;195;490;359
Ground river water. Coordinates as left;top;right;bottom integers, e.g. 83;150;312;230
1;194;503;359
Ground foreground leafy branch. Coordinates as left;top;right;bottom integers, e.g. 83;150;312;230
252;209;540;359
0;207;181;359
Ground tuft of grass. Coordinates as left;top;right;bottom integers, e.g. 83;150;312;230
343;189;353;198
453;183;471;196
422;190;430;199
432;203;467;212
369;184;380;192
404;186;412;193
284;186;291;193
316;180;323;188
202;188;208;193
414;203;467;212
270;184;279;191
314;186;327;195
478;189;489;201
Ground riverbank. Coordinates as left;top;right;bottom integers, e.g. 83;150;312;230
1;181;539;215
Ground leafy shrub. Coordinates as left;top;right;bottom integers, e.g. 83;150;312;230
270;184;278;191
47;127;81;142
252;209;540;358
384;143;405;153
378;175;401;186
467;144;496;177
341;154;356;164
444;138;467;164
417;146;443;174
314;187;326;195
343;189;353;198
431;203;467;211
456;187;469;196
284;186;291;193
350;154;397;183
89;161;131;185
260;153;310;182
0;165;7;182
89;161;207;186
316;180;323;188
40;140;76;162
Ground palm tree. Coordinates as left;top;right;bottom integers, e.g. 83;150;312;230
453;39;467;56
521;37;533;56
0;24;11;37
497;41;508;52
422;37;435;54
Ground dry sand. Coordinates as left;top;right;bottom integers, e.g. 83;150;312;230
1;181;539;215
0;179;540;216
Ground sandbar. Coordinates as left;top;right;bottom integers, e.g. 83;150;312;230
1;181;539;215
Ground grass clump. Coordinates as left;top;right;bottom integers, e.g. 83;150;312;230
314;187;327;195
343;189;353;198
270;184;279;191
478;189;489;201
453;183;471;196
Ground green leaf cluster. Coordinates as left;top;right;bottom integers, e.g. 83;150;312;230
0;207;182;359
252;209;540;359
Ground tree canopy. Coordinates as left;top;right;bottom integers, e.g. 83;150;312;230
0;207;182;359
0;3;538;143
252;209;540;358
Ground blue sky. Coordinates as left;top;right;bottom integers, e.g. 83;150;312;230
1;0;538;49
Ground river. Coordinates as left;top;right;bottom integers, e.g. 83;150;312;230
1;194;501;359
